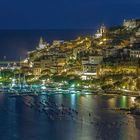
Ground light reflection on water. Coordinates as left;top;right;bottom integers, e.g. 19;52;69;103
108;97;116;108
0;93;140;140
71;94;76;108
120;96;127;108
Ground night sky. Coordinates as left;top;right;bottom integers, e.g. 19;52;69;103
0;0;139;29
0;0;139;60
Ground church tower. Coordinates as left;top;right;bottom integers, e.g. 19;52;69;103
94;24;107;38
37;37;46;50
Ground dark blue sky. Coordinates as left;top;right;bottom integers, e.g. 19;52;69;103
0;0;139;29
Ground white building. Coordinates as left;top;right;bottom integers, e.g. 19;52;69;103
94;24;107;38
130;49;140;58
81;55;103;79
89;56;103;65
37;37;49;50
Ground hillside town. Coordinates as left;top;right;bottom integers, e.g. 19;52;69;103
0;19;140;93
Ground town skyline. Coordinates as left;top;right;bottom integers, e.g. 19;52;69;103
0;18;139;60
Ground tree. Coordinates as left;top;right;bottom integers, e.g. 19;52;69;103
1;69;14;78
39;74;49;80
52;75;68;83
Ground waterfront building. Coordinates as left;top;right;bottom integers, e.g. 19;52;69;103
81;64;97;80
0;61;20;70
81;55;103;80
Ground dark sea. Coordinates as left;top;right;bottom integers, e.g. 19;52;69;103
0;94;140;140
0;29;95;60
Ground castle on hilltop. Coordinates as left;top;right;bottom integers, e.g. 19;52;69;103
123;19;140;29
